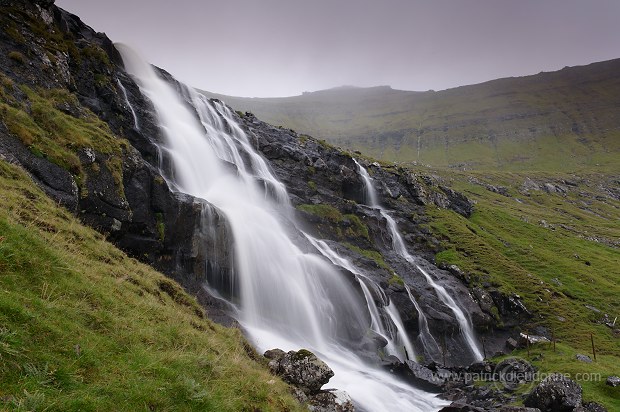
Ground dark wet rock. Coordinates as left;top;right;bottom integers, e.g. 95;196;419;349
404;360;445;391
524;373;582;412
506;338;518;350
472;287;495;314
494;358;535;391
265;349;334;394
0;134;78;212
360;330;388;352
606;376;620;387
490;291;532;327
439;401;486;411
500;407;542;412
581;401;608;412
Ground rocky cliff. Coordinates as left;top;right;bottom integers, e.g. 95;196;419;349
0;0;526;368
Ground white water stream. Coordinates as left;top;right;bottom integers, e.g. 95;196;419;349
118;45;446;411
353;159;483;362
116;78;140;130
306;235;416;360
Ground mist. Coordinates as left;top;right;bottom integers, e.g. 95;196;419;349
56;0;620;97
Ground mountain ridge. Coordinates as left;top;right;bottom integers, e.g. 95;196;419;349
200;58;620;172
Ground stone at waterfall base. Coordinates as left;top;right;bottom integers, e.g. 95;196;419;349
264;349;355;411
524;373;582;411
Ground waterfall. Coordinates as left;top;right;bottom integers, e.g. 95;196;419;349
305;235;416;360
353;159;483;362
116;78;140;130
404;284;442;361
118;45;447;411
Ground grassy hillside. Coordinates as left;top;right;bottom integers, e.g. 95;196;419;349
0;160;301;411
202;59;620;173
417;167;620;408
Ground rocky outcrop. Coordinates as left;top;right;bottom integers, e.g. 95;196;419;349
265;349;334;393
524;374;582;412
264;349;354;412
494;358;536;391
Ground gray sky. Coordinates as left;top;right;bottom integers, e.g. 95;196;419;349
56;0;620;97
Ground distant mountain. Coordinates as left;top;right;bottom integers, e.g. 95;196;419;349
201;59;620;172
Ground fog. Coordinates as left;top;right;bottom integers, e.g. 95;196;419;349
56;0;620;97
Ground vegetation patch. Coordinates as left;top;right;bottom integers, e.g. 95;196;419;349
0;82;128;197
388;274;405;286
297;204;370;241
343;213;369;240
155;212;165;241
343;243;393;273
297;203;342;222
7;51;25;64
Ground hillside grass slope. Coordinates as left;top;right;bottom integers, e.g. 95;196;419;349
203;59;620;173
0;160;301;411
420;168;619;409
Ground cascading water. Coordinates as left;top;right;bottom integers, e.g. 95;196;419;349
118;45;447;411
353;159;484;362
305;235;416;360
116;78;140;130
404;284;442;360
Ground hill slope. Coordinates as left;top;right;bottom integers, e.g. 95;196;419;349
202;59;620;172
0;159;301;411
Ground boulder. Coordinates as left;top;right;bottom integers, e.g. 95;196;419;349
575;354;592;363
494;358;535;391
500;407;541;412
265;349;334;394
405;360;445;391
518;333;550;347
581;401;608;412
506;338;518;350
524;374;582;411
307;389;355;412
606;376;620;387
439;401;485;412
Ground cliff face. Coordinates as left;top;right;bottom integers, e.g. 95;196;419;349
0;0;526;365
0;0;222;314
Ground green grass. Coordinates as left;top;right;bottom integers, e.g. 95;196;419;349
0;76;128;196
296;204;370;241
0;160;302;411
343;243;393;274
427;170;619;352
297;204;343;222
421;168;619;407
492;343;620;410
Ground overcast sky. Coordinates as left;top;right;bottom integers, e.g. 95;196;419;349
56;0;619;97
